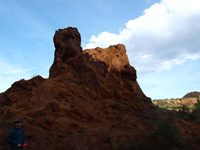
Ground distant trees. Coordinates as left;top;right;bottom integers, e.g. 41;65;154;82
193;98;200;116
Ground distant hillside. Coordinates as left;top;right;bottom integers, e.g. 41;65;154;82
183;91;200;99
152;98;197;112
153;91;200;112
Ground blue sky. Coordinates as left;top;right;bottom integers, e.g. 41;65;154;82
0;0;200;99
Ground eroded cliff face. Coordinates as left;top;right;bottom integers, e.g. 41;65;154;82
0;27;151;150
0;27;199;150
48;27;150;104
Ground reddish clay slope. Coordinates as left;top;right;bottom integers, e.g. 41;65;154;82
0;27;151;150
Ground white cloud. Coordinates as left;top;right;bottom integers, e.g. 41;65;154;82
84;0;200;73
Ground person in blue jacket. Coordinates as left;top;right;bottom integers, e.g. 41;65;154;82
7;118;26;150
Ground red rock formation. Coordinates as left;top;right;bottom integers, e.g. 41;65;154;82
50;27;82;78
0;27;151;150
0;27;199;150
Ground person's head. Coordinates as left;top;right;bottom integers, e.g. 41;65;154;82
14;118;23;128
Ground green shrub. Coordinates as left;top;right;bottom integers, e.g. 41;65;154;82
190;98;200;123
113;116;183;150
193;98;200;114
175;104;192;120
149;117;183;150
180;104;190;113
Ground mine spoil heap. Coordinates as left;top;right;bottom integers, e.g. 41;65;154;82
0;27;200;150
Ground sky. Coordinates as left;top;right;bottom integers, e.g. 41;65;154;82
0;0;200;99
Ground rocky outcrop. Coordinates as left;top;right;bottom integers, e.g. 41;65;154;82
84;44;137;80
0;27;199;150
50;27;82;78
0;27;151;150
183;91;200;99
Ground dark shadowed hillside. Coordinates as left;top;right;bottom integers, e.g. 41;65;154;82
183;91;200;99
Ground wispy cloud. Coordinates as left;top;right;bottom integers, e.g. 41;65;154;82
0;67;35;75
0;58;34;74
0;72;32;93
0;58;35;93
